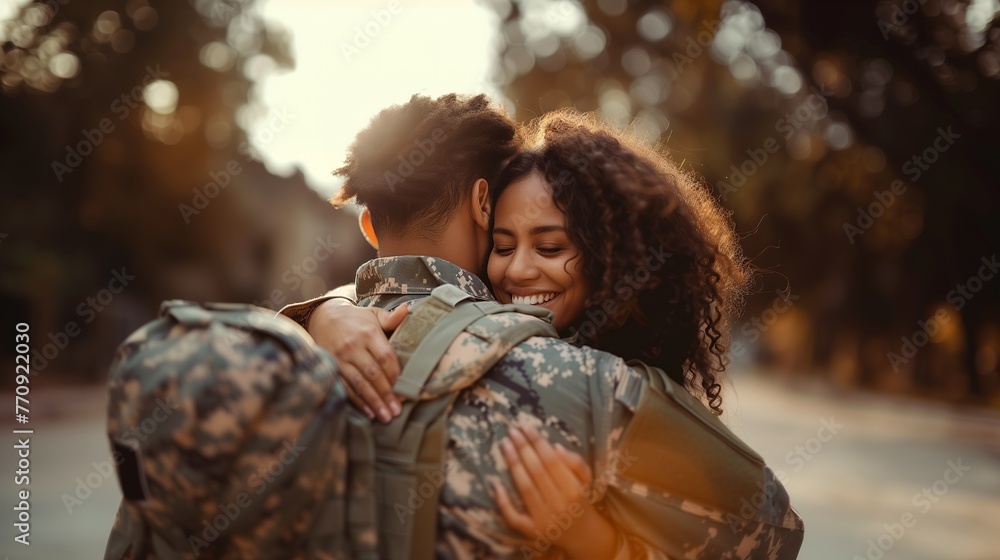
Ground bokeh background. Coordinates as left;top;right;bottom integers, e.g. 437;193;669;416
2;0;999;558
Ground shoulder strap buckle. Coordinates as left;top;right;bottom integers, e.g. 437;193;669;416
159;300;213;326
428;284;476;307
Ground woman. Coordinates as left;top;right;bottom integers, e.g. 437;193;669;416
328;110;748;557
485;110;746;414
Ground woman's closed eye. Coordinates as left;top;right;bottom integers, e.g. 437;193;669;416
492;245;565;257
536;246;565;256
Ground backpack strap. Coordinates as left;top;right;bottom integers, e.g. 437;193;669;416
374;285;557;560
159;300;322;369
392;285;553;400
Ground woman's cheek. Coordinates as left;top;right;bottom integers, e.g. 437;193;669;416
486;255;505;289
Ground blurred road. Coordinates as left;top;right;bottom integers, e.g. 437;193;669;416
724;373;1000;560
2;372;998;559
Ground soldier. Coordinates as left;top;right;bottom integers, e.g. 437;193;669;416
284;94;804;558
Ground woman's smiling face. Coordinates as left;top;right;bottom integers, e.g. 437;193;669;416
487;172;591;333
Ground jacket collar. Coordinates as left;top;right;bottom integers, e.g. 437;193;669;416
355;256;494;307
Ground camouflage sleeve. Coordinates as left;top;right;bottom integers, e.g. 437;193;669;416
596;358;805;559
616;533;675;559
541;530;671;560
434;336;802;559
277;283;357;328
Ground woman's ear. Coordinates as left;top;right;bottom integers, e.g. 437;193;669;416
470;178;491;231
359;208;378;250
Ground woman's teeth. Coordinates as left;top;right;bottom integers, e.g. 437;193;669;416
511;293;559;305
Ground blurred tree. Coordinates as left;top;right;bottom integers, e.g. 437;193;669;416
0;0;372;381
491;0;1000;405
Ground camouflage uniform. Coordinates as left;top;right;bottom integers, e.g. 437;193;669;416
104;301;378;559
283;256;805;560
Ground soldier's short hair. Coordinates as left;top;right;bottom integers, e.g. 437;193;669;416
332;93;520;239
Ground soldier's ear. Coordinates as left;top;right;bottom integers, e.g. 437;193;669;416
470;178;491;231
359;208;378;250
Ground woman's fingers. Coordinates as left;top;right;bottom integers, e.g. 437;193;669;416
371;306;407;384
556;443;593;485
308;302;403;421
377;304;410;332
493;483;535;536
512;425;579;502
355;351;399;421
509;425;572;510
501;437;549;519
339;363;394;423
342;381;375;420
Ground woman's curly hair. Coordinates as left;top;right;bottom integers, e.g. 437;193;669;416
493;111;748;414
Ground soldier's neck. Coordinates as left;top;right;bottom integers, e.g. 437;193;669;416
378;232;482;277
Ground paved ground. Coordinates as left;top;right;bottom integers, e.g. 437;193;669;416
723;373;1000;560
1;372;998;559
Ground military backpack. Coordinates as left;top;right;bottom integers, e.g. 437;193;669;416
104;300;377;560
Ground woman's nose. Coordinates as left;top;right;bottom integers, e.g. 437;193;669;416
506;250;540;283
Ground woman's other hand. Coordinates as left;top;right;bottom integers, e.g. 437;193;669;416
495;424;619;560
306;300;408;422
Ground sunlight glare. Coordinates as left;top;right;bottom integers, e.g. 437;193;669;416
252;0;501;198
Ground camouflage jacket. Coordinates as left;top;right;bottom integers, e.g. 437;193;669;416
282;256;804;560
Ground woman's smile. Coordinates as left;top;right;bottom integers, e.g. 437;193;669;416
488;172;591;333
509;292;560;306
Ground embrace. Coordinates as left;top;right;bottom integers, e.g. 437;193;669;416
104;93;803;559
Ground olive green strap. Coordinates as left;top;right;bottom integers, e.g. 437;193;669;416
393;301;490;400
375;285;559;560
346;414;380;558
392;286;555;401
405;393;460;560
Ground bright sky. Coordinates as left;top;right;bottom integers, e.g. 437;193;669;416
251;0;502;198
0;0;501;198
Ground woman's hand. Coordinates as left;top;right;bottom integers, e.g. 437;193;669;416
494;424;619;560
306;300;408;422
